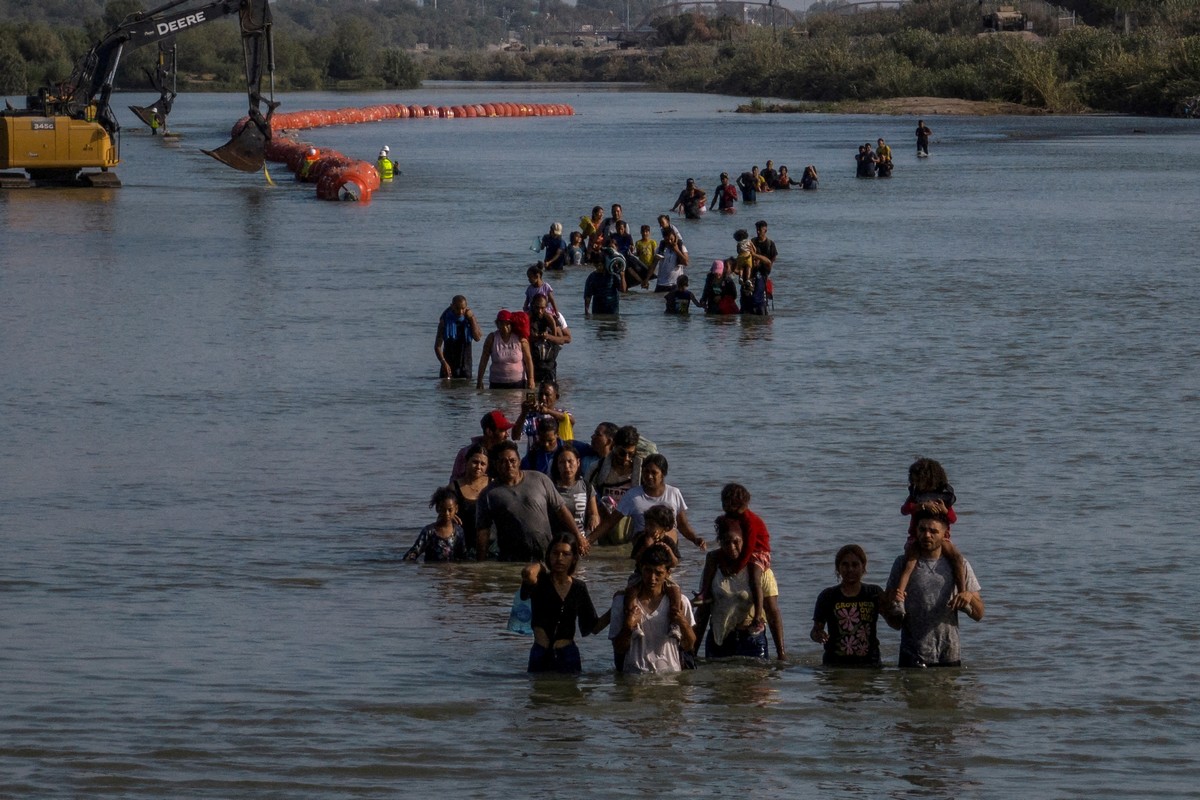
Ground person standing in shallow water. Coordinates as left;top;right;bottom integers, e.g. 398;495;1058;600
876;138;893;176
521;533;600;673
737;167;759;204
800;165;820;190
882;505;983;667
711;172;739;214
916;119;932;157
435;295;482;380
610;543;697;674
671;179;707;220
476;310;535;390
810;544;885;667
653;228;689;293
476;441;584;561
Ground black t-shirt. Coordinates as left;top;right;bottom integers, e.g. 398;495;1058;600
753;236;778;264
813;584;884;667
525;572;598;642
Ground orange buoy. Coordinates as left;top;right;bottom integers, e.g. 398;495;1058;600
233;100;573;199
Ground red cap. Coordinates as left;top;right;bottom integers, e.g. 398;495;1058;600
482;410;513;431
496;309;513;324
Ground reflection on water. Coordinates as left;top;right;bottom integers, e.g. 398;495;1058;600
812;664;894;703
525;674;593;708
737;313;774;343
605;679;694;735
590;315;628;341
892;670;983;797
238;187;269;244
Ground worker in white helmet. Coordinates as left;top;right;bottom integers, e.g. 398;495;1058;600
299;146;321;180
377;145;396;181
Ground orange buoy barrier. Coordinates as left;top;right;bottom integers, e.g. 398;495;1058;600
232;101;573;200
235;101;574;134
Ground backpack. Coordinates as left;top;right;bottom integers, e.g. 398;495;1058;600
752;273;769;307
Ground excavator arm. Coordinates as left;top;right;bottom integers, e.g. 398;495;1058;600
59;0;275;171
2;0;275;183
128;41;178;133
204;0;279;171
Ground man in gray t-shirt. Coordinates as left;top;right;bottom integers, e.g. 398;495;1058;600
883;507;984;667
476;441;582;562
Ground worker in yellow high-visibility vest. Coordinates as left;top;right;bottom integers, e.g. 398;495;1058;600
377;146;396;181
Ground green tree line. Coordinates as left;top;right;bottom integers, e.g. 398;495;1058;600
425;0;1199;115
1;0;1196;116
0;0;665;94
663;0;1200;115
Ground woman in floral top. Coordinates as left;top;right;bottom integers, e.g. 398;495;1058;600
810;544;884;667
403;487;467;562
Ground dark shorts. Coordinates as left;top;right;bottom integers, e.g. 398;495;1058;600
705;628;769;660
592;297;619;315
528;642;582;674
497;544;546;563
442;340;472;379
489;380;527;390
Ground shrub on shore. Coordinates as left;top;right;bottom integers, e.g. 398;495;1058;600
643;22;1198;116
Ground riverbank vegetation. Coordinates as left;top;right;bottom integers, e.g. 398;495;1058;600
700;0;1200;116
0;0;1196;116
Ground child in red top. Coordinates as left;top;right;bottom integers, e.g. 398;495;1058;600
695;483;771;632
892;457;966;602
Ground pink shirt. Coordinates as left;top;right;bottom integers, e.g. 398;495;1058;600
489;333;525;384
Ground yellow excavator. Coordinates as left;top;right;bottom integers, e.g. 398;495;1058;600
0;0;278;188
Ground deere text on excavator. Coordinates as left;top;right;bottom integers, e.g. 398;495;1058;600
0;0;278;188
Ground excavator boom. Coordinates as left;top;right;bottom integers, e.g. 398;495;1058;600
0;0;276;186
204;0;277;171
128;40;178;133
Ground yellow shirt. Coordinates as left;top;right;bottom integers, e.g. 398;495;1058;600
710;567;778;643
634;238;657;267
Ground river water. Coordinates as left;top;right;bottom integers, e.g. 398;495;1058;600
2;85;1197;797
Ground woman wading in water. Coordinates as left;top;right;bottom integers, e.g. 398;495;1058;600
520;533;600;673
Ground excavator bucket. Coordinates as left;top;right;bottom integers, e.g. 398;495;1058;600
128;104;159;128
203;122;267;172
